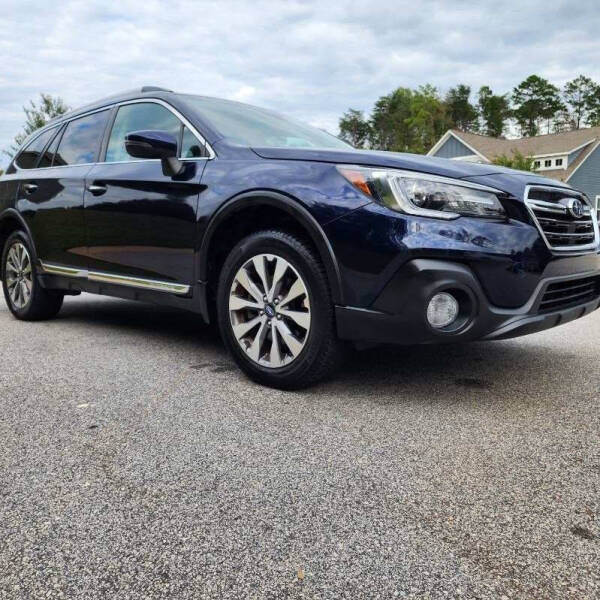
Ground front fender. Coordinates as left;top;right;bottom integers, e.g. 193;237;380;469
198;190;344;304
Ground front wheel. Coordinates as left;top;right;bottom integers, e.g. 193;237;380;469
217;230;343;389
1;231;64;320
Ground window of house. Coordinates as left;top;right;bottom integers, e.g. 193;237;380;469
544;159;552;167
14;127;59;169
53;110;110;166
533;160;541;169
555;158;563;166
105;103;181;163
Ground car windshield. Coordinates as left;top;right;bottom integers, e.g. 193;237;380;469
182;96;351;150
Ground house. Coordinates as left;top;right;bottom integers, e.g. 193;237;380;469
428;127;600;208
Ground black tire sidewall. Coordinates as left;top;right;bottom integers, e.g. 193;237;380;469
2;230;63;320
217;231;334;387
2;231;36;319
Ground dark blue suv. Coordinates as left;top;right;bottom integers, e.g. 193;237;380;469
1;86;599;388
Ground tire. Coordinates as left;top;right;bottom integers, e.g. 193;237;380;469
217;230;343;389
1;231;64;321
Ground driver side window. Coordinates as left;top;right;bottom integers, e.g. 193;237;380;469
181;126;205;158
105;103;181;163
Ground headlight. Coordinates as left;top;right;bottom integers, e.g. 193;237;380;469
337;165;506;220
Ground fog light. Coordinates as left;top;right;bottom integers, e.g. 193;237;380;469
427;292;459;329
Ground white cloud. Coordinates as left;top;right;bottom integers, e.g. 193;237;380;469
231;85;257;102
1;0;599;165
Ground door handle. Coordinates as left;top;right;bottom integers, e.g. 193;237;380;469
87;184;107;196
23;183;38;194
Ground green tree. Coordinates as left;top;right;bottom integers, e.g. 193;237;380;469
444;84;478;132
563;75;599;129
338;109;371;148
369;87;415;151
492;150;534;172
586;84;600;126
366;86;450;153
552;108;575;134
405;85;451;154
6;93;69;157
512;75;563;136
477;86;511;137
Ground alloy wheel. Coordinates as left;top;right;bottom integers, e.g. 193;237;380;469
5;242;33;310
229;253;311;368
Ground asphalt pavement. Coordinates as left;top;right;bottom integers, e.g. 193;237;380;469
0;293;598;599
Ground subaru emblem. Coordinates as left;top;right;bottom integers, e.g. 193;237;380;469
567;198;584;219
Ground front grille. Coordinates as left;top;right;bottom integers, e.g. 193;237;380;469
525;186;598;252
539;276;600;313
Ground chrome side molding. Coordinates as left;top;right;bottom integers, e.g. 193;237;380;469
40;262;191;295
88;271;190;294
40;263;88;278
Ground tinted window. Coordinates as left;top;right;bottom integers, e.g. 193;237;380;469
106;103;181;163
38;126;63;168
15;127;58;169
181;96;351;150
181;126;205;158
54;111;109;166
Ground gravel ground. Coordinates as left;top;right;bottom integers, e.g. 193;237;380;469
0;293;598;599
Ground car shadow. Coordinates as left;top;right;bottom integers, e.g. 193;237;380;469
54;294;573;397
327;335;581;403
56;294;223;352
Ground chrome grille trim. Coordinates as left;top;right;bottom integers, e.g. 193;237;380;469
524;185;599;253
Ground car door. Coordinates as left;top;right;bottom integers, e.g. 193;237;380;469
83;101;207;286
15;110;110;270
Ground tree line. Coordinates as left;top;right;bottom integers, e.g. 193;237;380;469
338;75;600;155
0;94;69;175
4;76;600;175
6;94;69;158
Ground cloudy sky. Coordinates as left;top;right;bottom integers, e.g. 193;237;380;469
1;0;599;164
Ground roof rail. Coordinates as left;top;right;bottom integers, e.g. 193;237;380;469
141;85;173;93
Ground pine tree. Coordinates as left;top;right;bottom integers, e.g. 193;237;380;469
6;94;69;157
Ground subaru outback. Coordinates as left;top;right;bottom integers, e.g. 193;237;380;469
1;86;599;389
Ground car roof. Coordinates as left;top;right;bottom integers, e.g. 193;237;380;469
9;87;239;169
42;87;232;147
47;86;176;126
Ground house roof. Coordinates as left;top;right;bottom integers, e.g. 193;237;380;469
537;141;600;182
442;127;600;182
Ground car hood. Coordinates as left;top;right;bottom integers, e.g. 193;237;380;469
251;147;573;196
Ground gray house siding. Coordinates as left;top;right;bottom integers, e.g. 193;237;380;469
567;144;590;166
434;136;475;159
569;143;600;202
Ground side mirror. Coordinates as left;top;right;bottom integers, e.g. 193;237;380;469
124;130;183;177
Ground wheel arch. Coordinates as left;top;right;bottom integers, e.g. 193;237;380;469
199;191;343;306
0;209;39;264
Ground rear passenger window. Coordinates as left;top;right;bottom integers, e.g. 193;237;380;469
54;110;109;166
38;126;63;168
105;103;181;163
181;126;205;158
15;127;58;169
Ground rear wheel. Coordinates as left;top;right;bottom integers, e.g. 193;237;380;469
1;231;64;320
217;230;342;389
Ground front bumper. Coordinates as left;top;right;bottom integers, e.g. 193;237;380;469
335;258;600;345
